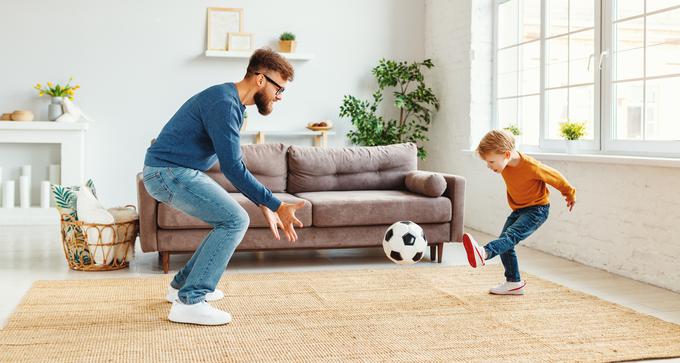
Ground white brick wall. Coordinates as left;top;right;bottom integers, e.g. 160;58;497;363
424;0;680;292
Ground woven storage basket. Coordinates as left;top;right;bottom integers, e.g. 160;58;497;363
59;206;139;271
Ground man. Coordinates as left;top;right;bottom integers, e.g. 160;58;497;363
142;48;304;326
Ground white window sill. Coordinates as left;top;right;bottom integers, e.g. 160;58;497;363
461;150;680;168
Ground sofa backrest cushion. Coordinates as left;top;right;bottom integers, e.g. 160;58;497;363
287;143;418;193
206;143;288;193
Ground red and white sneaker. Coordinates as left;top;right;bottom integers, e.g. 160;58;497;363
462;233;486;268
489;281;526;295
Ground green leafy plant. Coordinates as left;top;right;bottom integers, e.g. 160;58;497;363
34;77;80;100
279;32;296;41
339;59;440;159
559;121;587;140
503;124;521;136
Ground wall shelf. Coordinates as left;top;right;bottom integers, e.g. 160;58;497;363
204;50;314;61
241;130;335;147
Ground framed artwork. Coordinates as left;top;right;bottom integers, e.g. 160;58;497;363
206;7;244;51
227;32;254;51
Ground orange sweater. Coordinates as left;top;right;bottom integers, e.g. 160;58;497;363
501;153;576;211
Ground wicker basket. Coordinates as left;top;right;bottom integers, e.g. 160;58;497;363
59;206;139;271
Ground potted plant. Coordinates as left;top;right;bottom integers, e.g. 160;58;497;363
339;59;440;159
503;124;522;148
279;32;296;53
559;121;586;154
34;77;80;121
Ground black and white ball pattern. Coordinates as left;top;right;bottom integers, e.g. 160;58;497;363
382;221;427;265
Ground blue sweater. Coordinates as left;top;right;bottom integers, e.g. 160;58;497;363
144;83;281;211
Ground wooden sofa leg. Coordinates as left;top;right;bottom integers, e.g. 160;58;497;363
160;252;170;274
430;245;437;262
437;242;444;263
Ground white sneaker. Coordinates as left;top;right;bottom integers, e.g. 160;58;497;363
462;233;486;268
168;300;232;325
166;286;225;303
489;281;526;295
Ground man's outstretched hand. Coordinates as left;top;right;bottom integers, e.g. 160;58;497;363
259;201;305;242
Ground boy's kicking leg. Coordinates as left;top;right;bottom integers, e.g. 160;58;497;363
462;205;550;294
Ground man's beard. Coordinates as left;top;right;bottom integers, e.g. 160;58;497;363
254;90;273;115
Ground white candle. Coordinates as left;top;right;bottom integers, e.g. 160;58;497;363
2;180;15;209
21;165;31;178
19;176;30;208
40;181;51;208
48;164;61;185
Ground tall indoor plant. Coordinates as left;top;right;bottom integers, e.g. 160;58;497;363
339;59;440;159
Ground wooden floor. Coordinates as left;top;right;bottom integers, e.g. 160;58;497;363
1;225;679;361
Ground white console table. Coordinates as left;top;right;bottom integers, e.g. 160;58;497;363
0;121;88;225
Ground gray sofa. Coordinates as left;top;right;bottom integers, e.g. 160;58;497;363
137;143;465;273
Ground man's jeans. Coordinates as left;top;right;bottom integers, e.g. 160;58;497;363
143;166;249;304
483;204;550;282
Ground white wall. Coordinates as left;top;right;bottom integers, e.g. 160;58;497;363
0;0;425;207
424;0;680;293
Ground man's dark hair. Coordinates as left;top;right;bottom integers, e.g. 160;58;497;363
246;48;295;81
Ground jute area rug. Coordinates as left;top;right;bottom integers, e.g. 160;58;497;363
1;266;679;362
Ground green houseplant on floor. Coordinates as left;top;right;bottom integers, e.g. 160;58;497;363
339;59;440;159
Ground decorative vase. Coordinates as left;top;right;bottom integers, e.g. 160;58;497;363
48;97;64;121
565;140;578;154
279;40;296;53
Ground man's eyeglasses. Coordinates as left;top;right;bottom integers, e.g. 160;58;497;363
254;72;285;96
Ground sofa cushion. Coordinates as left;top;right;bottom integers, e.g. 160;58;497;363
405;171;447;197
294;190;451;227
287;143;417;193
157;192;312;229
205;143;288;193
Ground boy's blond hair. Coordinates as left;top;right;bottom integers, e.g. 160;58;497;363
476;129;516;157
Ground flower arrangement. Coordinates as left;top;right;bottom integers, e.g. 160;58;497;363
34;77;80;100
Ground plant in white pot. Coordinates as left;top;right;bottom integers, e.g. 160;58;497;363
559;121;586;154
279;32;296;53
503;124;522;148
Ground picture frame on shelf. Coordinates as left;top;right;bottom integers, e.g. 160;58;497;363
206;7;244;51
227;32;254;51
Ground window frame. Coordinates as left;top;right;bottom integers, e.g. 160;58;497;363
492;0;680;158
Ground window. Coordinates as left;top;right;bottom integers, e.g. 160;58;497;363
494;0;680;156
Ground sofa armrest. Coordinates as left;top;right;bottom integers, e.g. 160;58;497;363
137;173;159;252
440;173;466;242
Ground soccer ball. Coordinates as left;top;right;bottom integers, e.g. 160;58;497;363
382;221;427;265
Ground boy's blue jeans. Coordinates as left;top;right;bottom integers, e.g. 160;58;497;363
483;204;550;283
142;166;250;305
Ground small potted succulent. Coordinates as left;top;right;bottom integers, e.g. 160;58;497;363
279;32;296;53
559;121;586;154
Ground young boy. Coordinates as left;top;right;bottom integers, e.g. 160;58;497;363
463;129;576;295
